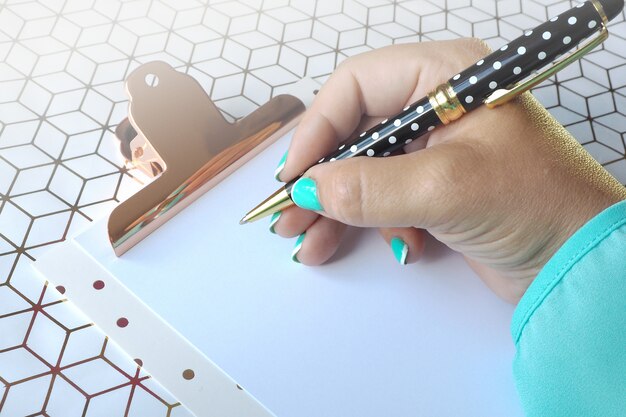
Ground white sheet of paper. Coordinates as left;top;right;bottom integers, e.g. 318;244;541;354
38;128;525;417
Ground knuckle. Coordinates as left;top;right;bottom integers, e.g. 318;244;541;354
325;164;367;225
421;158;459;203
464;37;492;55
418;146;485;224
444;145;488;188
335;55;357;73
451;37;492;67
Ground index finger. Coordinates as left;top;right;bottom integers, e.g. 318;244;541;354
277;42;450;182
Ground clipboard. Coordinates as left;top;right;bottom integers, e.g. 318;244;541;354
33;62;524;417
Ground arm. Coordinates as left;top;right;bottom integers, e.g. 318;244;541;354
512;200;626;416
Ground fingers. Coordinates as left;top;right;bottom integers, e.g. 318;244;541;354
277;43;441;182
289;217;347;266
275;39;493;183
269;205;346;266
270;210;427;265
269;206;318;238
378;227;426;264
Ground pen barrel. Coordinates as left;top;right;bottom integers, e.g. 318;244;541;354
450;1;606;111
315;96;442;165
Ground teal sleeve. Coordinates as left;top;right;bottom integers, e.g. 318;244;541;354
511;200;626;417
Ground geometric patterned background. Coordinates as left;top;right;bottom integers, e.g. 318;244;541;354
1;0;624;416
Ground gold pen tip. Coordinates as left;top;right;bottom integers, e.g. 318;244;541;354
238;187;294;225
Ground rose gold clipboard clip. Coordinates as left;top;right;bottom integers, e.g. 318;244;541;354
109;61;305;256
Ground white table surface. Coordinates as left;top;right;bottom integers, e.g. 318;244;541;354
1;1;625;416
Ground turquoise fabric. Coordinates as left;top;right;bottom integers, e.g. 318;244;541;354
512;200;626;416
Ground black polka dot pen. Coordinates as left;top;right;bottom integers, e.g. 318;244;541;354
240;0;623;224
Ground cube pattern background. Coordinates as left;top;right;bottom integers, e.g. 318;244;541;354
1;0;625;416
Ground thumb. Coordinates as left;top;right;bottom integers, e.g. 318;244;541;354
290;142;479;229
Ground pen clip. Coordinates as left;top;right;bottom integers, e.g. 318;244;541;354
485;17;608;108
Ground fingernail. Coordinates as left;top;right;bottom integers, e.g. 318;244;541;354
274;150;288;181
390;237;409;265
269;211;281;234
291;177;323;211
292;233;306;263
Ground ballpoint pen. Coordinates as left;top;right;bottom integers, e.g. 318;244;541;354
240;0;624;225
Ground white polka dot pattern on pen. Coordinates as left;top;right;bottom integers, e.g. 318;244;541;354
360;131;366;137
325;7;598;165
550;16;559;22
338;144;345;150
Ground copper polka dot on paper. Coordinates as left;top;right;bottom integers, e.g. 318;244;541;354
117;317;129;328
93;280;105;290
55;285;65;294
182;369;195;380
134;358;143;367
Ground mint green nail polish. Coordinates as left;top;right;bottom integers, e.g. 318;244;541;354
292;233;306;263
291;177;323;211
269;211;281;234
274;150;288;181
390;237;409;265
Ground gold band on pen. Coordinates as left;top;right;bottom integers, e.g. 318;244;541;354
428;82;467;125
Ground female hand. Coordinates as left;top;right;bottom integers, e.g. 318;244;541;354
272;39;626;303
